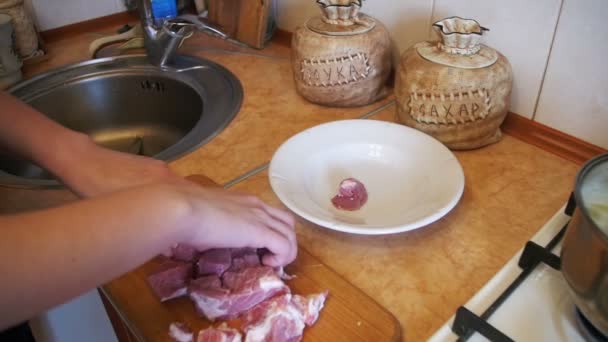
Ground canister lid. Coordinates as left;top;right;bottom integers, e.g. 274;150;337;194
306;13;376;36
416;41;498;69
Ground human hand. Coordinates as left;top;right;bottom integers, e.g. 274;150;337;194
174;182;297;267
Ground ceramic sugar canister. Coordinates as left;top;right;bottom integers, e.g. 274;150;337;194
395;17;513;149
291;0;391;107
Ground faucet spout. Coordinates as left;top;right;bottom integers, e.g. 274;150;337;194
137;0;159;39
137;0;191;67
136;0;232;67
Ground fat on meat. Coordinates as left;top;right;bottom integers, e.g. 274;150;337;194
242;292;328;342
189;266;289;321
197;323;242;342
169;322;194;342
291;292;328;326
331;178;368;211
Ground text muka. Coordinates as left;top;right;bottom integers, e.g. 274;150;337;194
300;53;371;87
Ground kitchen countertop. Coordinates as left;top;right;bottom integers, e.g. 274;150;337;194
6;27;581;341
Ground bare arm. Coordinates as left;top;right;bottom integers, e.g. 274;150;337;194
0;91;174;197
0;91;78;167
0;92;297;330
0;183;187;329
0;181;297;330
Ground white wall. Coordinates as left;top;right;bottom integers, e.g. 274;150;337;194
277;0;608;149
277;0;434;54
29;0;126;31
431;0;561;120
534;0;608;149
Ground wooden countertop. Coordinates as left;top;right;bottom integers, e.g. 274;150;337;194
6;26;582;341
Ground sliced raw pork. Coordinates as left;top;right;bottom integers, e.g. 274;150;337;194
331;178;368;211
242;292;327;342
190;275;223;292
153;247;328;341
197;249;233;277
291;292;328;326
229;249;262;272
197;323;242;342
189;266;289;321
147;260;192;301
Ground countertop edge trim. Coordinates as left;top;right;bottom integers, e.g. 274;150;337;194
501;112;607;165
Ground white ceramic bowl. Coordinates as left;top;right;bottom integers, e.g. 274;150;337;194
269;120;465;235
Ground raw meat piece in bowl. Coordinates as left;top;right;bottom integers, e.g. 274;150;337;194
331;178;368;211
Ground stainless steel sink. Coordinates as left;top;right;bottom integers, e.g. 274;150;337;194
1;54;243;188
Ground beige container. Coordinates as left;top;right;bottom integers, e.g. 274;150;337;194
291;0;391;107
395;17;513;150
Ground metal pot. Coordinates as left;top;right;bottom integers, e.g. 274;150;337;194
561;153;608;336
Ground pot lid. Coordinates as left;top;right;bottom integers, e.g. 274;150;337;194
577;153;608;233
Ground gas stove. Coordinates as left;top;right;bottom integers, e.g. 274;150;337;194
429;196;606;342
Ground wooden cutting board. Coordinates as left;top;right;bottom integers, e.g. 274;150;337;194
206;0;271;49
101;175;401;341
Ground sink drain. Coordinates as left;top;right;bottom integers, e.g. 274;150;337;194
140;79;165;92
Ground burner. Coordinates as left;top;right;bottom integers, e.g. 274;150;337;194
575;308;608;342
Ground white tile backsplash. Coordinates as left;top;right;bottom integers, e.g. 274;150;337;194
276;0;319;32
354;0;435;54
534;0;608;149
431;0;563;119
277;0;434;55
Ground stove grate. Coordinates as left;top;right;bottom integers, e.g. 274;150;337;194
451;195;576;342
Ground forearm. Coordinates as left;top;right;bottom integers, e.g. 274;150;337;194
0;91;89;176
0;91;176;198
0;184;190;329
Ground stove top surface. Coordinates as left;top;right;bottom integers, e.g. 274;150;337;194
429;203;603;342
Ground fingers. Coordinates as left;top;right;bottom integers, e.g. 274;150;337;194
261;203;296;228
245;196;297;265
252;208;297;264
261;254;285;268
251;223;294;267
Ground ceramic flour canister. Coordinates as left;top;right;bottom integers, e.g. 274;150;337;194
0;0;39;59
291;0;391;107
395;17;513;149
0;13;22;89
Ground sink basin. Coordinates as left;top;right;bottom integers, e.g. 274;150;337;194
0;54;243;188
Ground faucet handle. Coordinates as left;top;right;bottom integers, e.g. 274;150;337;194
163;20;195;37
169;14;227;39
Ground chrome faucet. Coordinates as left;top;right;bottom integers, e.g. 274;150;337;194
137;0;228;67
